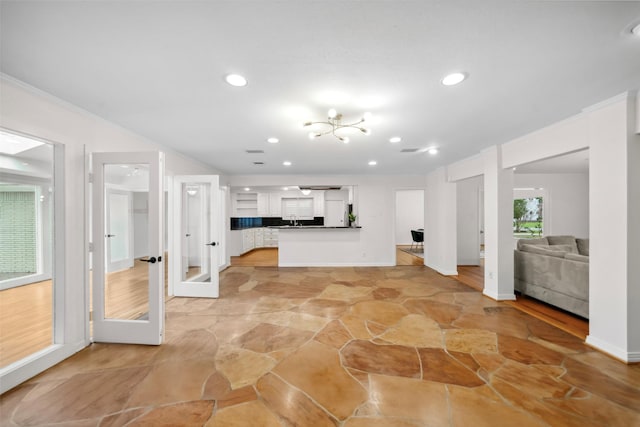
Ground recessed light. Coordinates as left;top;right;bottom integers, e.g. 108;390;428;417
368;160;377;166
225;74;248;87
244;187;251;191
442;72;466;86
283;187;289;191
428;148;439;155
632;22;640;36
267;137;279;144
283;161;292;166
389;136;402;143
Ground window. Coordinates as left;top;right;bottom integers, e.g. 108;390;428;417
281;197;314;220
513;194;544;238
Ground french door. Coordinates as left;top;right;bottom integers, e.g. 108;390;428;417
91;152;164;345
171;175;220;298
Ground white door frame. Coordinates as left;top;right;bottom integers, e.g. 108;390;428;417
91;151;164;345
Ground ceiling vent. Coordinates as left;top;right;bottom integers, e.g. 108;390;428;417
246;149;264;154
253;161;264;165
401;148;420;153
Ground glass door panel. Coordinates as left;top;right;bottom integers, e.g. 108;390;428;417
0;132;54;368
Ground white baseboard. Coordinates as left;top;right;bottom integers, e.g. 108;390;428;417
278;262;394;268
482;288;516;301
586;334;640;363
0;339;87;394
423;261;457;276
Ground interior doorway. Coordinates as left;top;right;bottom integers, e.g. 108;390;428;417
394;189;424;266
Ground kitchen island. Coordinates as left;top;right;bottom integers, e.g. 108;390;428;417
274;226;364;267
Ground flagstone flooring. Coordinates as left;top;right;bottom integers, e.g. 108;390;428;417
2;266;639;426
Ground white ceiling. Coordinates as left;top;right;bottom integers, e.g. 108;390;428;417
1;1;639;175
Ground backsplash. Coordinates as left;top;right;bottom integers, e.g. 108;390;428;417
231;217;324;230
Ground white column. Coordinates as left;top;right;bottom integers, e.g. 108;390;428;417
424;167;457;275
482;145;515;300
586;93;640;362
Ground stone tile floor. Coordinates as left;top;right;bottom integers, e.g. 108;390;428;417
1;266;639;426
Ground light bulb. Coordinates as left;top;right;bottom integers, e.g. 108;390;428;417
342;137;350;144
442;72;466;86
328;108;337;119
308;132;317;140
389;136;402;143
225;74;248;87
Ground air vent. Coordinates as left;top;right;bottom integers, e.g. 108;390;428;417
401;148;419;153
246;150;265;154
253;161;264;165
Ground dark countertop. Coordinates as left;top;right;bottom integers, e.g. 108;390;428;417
269;225;362;229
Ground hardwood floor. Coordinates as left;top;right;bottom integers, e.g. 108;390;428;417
1;258;170;368
396;245;424;266
0;280;52;368
453;262;589;340
231;248;278;267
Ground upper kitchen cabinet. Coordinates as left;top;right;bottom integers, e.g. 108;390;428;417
257;193;270;216
269;193;282;217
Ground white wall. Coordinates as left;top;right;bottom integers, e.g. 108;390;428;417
514;173;589;238
424;168;457;275
0;75;220;391
395;189;424;245
227;175;426;266
456;176;482;265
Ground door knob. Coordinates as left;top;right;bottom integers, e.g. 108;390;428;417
140;257;157;263
105;234;116;237
206;242;217;246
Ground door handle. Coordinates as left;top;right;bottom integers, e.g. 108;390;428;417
206;242;218;246
185;234;191;237
105;234;116;237
140;257;157;263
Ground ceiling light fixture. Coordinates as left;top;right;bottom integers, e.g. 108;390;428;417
267;137;279;143
225;74;248;87
389;136;402;143
441;72;466;86
304;109;372;143
368;160;377;166
300;188;312;196
283;161;292;166
428;148;439;155
244;187;251;191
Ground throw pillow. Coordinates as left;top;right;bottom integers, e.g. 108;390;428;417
517;237;549;251
547;235;579;254
576;238;589;256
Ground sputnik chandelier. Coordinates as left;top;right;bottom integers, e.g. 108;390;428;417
303;109;371;143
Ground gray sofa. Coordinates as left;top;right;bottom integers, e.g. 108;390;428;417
514;235;589;318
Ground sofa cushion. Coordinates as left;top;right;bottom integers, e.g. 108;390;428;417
520;244;567;258
576;238;589;256
517;237;549;251
565;253;589;263
547;235;579;253
548;243;579;254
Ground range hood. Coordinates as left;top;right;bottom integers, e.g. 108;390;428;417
298;185;342;190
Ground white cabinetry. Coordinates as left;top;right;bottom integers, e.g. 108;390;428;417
257;193;270;216
242;228;255;252
263;228;279;247
314;192;325;217
269;193;282;217
239;227;279;254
